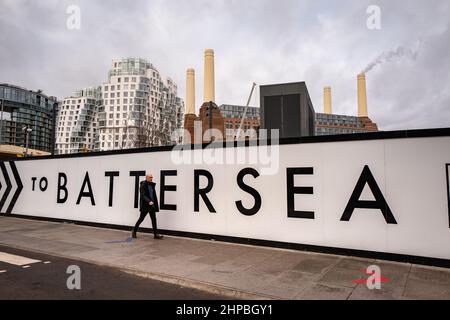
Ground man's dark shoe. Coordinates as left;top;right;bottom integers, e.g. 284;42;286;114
154;234;164;240
132;231;137;239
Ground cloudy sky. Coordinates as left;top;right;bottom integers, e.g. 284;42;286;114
0;0;449;130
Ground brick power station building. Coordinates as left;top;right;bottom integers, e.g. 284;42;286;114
315;74;378;136
183;49;378;144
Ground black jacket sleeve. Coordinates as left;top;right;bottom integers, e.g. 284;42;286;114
152;186;160;212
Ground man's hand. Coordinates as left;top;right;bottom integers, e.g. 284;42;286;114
149;201;154;206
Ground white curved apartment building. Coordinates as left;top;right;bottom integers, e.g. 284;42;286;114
56;58;184;154
97;58;184;151
56;87;101;154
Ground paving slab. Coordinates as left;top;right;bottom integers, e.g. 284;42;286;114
295;283;353;300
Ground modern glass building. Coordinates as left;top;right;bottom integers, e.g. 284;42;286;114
219;104;260;140
315;113;379;136
219;104;260;120
0;83;58;154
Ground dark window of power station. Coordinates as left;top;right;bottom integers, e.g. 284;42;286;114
264;94;301;138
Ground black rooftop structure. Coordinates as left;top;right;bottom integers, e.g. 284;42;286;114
260;82;315;139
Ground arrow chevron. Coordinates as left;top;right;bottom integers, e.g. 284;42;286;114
0;162;12;213
7;161;23;214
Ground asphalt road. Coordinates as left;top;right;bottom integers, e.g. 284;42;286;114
0;245;228;300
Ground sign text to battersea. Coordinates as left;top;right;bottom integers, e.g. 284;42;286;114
31;165;397;224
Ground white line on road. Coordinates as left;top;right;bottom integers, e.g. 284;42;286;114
0;252;41;266
22;266;30;269
43;261;51;264
0;270;6;274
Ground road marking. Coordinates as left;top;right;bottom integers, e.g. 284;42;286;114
0;252;41;266
43;261;51;264
0;270;6;274
22;265;30;269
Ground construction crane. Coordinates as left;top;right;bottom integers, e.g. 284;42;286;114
235;82;257;140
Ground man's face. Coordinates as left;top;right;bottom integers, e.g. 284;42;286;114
146;174;153;182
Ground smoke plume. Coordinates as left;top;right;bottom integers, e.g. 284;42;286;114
362;46;419;73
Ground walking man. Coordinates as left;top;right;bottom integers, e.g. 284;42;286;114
132;172;163;240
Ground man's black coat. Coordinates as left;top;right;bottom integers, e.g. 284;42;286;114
139;181;160;213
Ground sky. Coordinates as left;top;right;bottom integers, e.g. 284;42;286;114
0;0;449;131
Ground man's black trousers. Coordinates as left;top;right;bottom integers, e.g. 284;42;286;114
134;210;158;236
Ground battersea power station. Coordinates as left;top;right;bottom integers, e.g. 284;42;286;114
183;49;225;144
183;49;378;144
183;49;317;143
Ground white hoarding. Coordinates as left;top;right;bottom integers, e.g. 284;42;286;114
2;135;450;260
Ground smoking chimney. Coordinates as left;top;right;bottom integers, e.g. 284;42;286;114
324;86;332;114
357;73;368;117
186;68;196;114
204;49;215;103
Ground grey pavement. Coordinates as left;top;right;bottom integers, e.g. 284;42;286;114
1;216;449;300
